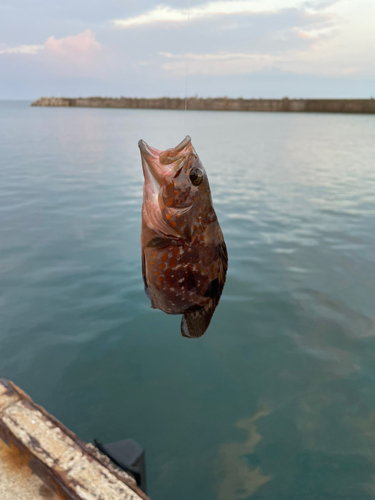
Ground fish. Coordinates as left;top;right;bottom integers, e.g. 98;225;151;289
139;135;228;338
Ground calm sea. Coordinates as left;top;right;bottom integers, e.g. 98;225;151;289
1;101;375;500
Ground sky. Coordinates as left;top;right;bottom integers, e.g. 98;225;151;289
0;0;374;99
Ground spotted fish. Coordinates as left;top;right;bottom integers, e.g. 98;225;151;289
139;136;228;338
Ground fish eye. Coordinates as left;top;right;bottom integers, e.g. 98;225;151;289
189;167;204;186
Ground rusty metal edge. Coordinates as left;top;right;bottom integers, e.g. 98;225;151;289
0;378;151;500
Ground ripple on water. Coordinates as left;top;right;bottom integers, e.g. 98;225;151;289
2;105;375;500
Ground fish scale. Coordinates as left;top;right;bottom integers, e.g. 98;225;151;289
139;136;228;338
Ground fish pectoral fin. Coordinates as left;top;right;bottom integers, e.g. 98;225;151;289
147;236;174;249
146;203;181;239
181;301;216;339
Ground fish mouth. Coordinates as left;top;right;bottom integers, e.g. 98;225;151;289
139;137;193;239
138;139;160;160
138;136;192;186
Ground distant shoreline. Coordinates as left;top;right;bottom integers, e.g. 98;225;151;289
31;97;375;114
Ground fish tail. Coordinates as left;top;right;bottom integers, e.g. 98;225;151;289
181;301;216;338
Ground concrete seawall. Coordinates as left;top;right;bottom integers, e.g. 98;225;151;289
0;378;150;500
31;96;375;114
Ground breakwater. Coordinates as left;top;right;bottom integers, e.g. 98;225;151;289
31;96;375;114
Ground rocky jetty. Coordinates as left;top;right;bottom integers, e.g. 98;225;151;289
31;96;375;114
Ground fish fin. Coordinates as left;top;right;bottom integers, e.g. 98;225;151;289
205;278;220;299
218;241;228;274
181;301;215;339
204;242;228;302
181;242;228;339
145;200;181;239
141;252;150;298
147;236;173;249
181;277;223;338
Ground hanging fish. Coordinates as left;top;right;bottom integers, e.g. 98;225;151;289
139;136;228;338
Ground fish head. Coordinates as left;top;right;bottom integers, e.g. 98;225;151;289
139;136;213;239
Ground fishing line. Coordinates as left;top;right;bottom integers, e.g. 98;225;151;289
184;0;191;136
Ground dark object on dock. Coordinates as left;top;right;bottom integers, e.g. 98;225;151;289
95;438;147;493
31;96;375;114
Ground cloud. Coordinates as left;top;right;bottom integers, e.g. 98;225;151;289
156;4;339;78
0;30;101;64
0;44;44;55
112;1;309;28
303;0;341;10
1;0;374;99
111;2;339;80
159;46;362;78
44;30;101;62
160;51;284;76
126;0;348;80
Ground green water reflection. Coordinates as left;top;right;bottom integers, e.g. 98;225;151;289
1;102;375;499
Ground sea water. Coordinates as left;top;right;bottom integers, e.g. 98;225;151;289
1;101;375;499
